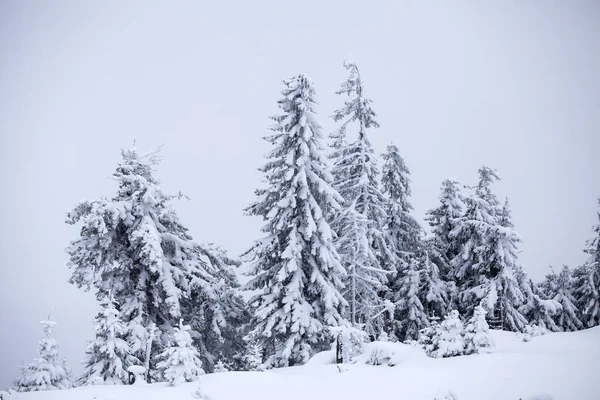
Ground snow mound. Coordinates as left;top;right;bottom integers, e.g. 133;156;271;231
353;340;427;366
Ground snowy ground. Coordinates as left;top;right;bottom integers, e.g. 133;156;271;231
8;327;599;400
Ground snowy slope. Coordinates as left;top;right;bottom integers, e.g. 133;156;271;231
8;327;599;400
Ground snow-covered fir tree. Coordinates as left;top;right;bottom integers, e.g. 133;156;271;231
517;266;561;332
244;74;347;368
14;320;72;392
425;178;465;266
543;266;584;332
486;198;529;331
184;242;251;372
464;305;494;355
242;340;265;372
392;257;429;341
330;61;392;337
381;143;422;265
450;169;527;331
420;244;450;320
574;199;600;327
79;296;135;385
66;147;247;378
157;320;204;386
427;310;465;358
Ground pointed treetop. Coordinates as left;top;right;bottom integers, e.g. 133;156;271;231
381;142;413;212
476;166;500;196
332;61;379;136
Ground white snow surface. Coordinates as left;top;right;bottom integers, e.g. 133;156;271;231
10;328;600;400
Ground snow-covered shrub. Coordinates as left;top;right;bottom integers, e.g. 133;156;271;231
520;324;549;342
353;341;426;367
157;321;204;386
329;325;369;363
243;340;265;371
464;306;494;354
126;366;146;385
426;310;465;358
213;360;228;373
14;320;73;392
417;321;439;355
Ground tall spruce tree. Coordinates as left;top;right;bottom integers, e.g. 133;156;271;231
450;169;527;330
543;266;584;332
66;147;246;378
244;73;347;368
420;244;450;320
14;320;72;392
392;256;429;341
381;143;422;265
80;296;135;385
330;61;392;337
574;198;600;327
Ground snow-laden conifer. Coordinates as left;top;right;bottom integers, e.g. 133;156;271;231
428;310;465;358
242;340;265;372
330;61;392;336
464;305;494;354
518;268;561;332
381;143;422;265
420;245;450;320
66;147;247;375
543;266;584;331
450;169;527;331
392;257;429;341
157;320;204;386
80;296;135;385
14;320;72;392
425;178;465;265
244;74;347;367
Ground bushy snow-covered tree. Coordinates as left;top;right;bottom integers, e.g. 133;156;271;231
518;268;561;332
450;169;527;331
425;178;465;265
184;242;251;372
66;147;247;376
244;74;347;368
80;296;135;385
330;61;392;336
392;257;429;341
427;310;465;358
213;360;228;373
420;245;450;320
464;305;494;354
157;320;204;386
543;266;583;332
574;199;600;327
242;340;265;372
14;320;72;392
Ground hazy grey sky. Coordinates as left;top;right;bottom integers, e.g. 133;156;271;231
1;0;598;389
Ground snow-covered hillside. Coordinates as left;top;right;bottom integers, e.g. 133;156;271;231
7;328;599;400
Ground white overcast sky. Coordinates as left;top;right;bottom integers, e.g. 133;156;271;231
1;0;599;389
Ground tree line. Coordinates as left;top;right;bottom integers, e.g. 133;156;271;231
13;62;600;391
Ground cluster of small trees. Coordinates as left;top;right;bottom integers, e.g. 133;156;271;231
13;62;600;391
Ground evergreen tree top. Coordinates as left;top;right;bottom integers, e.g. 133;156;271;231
381;143;413;213
332;61;379;137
